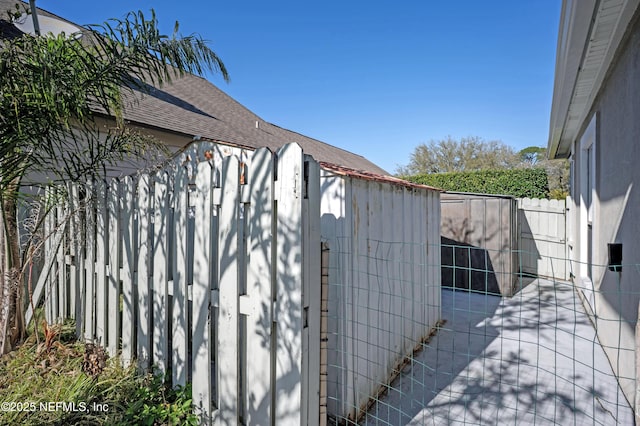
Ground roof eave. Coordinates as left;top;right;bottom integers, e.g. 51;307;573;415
548;0;640;159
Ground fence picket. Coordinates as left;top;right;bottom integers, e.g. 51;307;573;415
56;200;67;320
121;177;135;365
84;179;95;341
95;179;107;344
275;143;304;425
244;148;274;423
172;165;189;387
137;174;152;369
192;162;213;422
44;191;54;324
107;180;121;357
68;183;81;336
153;172;170;374
216;156;241;423
76;186;86;338
95;180;108;346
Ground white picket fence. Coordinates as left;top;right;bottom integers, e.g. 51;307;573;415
29;142;321;425
517;197;569;280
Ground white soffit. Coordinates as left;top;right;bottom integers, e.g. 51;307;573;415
549;0;640;158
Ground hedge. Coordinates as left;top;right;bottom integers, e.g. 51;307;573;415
404;168;549;199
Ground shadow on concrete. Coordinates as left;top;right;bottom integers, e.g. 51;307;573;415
362;279;634;425
441;236;501;295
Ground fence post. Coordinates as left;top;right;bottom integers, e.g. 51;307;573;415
320;241;330;426
274;143;304;425
302;154;321;425
636;301;640;423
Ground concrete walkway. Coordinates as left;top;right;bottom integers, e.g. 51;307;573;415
364;279;634;425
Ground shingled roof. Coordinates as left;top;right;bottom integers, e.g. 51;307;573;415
0;0;388;175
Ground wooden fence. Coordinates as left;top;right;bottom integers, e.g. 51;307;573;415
517;197;569;280
28;142;321;425
437;194;570;290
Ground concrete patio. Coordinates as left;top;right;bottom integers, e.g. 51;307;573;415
364;279;634;425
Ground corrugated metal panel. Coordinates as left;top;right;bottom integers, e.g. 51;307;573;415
319;161;442;192
320;168;441;420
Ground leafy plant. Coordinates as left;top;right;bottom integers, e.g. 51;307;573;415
0;324;198;425
124;376;198;426
0;6;229;355
396;136;520;175
405;168;550;198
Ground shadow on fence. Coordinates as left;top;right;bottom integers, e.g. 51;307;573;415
34;142;321;424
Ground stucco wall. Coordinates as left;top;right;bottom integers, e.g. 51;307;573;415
571;10;640;406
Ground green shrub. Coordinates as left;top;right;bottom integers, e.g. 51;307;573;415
404;168;549;198
124;375;198;426
0;321;197;426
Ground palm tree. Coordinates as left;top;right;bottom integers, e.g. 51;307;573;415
0;8;229;354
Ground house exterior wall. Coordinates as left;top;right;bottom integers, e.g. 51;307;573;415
569;10;640;405
320;169;441;420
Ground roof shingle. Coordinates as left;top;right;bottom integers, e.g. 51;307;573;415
1;0;388;175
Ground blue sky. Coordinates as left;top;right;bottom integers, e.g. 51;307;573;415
36;1;561;173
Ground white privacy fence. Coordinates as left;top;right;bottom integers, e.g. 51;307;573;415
27;140;447;425
31;142;321;425
517;198;569;280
